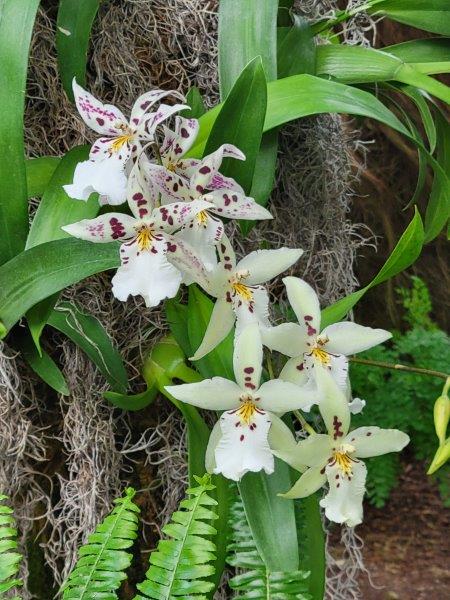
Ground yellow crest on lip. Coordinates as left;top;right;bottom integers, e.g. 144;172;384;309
236;399;257;425
196;210;209;226
232;282;253;302
311;346;330;366
136;226;154;251
110;133;133;154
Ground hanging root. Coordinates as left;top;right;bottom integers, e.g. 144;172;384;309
0;343;49;599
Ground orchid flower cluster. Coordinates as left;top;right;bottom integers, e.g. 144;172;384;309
63;82;409;527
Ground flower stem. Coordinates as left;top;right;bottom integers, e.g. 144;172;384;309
349;357;449;380
293;410;316;435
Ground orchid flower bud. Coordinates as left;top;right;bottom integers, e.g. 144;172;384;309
433;378;450;445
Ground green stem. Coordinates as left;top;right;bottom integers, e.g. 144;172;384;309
350;356;449;380
304;493;326;600
293;410;316;436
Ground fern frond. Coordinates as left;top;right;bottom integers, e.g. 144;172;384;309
61;487;139;599
227;494;311;599
0;494;22;599
134;474;218;600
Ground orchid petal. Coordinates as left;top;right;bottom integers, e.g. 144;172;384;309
268;415;307;472
217;233;236;271
176;212;223;272
293;434;333;468
238;248;303;285
189;144;244;192
234;286;270;335
127;156;157;219
281;466;327;499
347;427;409;458
214;408;273;481
138;103;189;140
64;158;127;206
283;276;321;338
112;237;182;307
348;397;366;415
208;190;272;220
145;163;192;203
315;365;351;440
279;356;310;387
258;379;319;412
164;116;199;162
130;89;185;124
321;459;367;527
165;377;241;410
233;323;263;391
261;323;308;358
205;420;223;474
321;322;392;355
209;172;244;194
153;199;214;233
73;79;127;135
89;136;132;164
167;236;213;292
190;298;235;361
62;213;135;243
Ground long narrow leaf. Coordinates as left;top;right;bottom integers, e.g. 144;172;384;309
0;0;40;265
321;209;425;328
26;157;60;198
371;0;450;36
47;301;128;393
0;238;119;337
56;0;101;100
384;38;450;74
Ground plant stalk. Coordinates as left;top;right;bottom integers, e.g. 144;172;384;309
349;357;449;380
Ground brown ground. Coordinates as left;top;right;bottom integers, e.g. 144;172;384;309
356;460;450;599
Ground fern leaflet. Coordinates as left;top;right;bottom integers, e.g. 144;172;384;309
0;494;22;600
227;494;311;599
61;487;139;599
134;474;218;600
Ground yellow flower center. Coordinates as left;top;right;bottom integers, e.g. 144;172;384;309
166;161;177;172
196;210;209;226
236;398;257;425
310;336;331;365
135;225;154;251
333;443;356;476
110;132;133;154
229;270;253;302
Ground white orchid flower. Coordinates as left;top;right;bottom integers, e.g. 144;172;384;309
64;80;187;205
275;366;409;527
62;162;212;307
156;116;244;194
190;235;303;360
146;145;272;269
166;324;318;481
262;277;392;391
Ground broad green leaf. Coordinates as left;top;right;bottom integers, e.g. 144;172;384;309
190;74;411;156
303;494;325;600
56;0;101;100
187;286;234;380
0;0;40;265
238;459;299;572
26;157;60;198
424;109;450;242
384;38;450;74
26;145;98;248
321;208;425;328
47;301;128;393
218;0;277;98
26;145;99;350
165;298;192;359
204;57;267;195
15;331;69;395
277;0;294;27
0;238;119;337
277;14;316;78
315;45;450;104
218;1;278;237
371;0;450;37
181;87;206;119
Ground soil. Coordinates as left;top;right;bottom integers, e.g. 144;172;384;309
356;460;450;599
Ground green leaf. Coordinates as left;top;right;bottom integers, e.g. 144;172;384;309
47;301;128;394
321;208;425;328
238;459;299;572
26;145;98;249
61;488;139;599
303;494;325;600
134;478;218;600
424;108;450;242
399;85;437;152
103;388;158;411
56;0;101;100
25;146;100;349
227;492;310;598
204;57;267;196
277;14;316;78
0;495;22;595
315;45;450;104
26;157;61;198
181;87;206;119
0;238;119;337
0;0;40;265
165;298;192;359
371;0;450;36
384;38;450;74
218;1;278;235
15;331;69;395
187;286;234;380
218;0;277;98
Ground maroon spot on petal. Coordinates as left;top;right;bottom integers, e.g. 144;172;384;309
245;383;256;390
366;431;372;436
244;367;254;374
167;243;177;253
141;101;150;110
180;127;189;138
199;165;211;174
196;185;204;193
96;117;105;126
335;474;339;480
220;243;226;253
240;435;245;442
224;263;232;270
173;183;178;192
320;466;326;474
304;315;313;321
296;363;304;371
336;483;340;488
133;192;144;201
245;376;251;381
